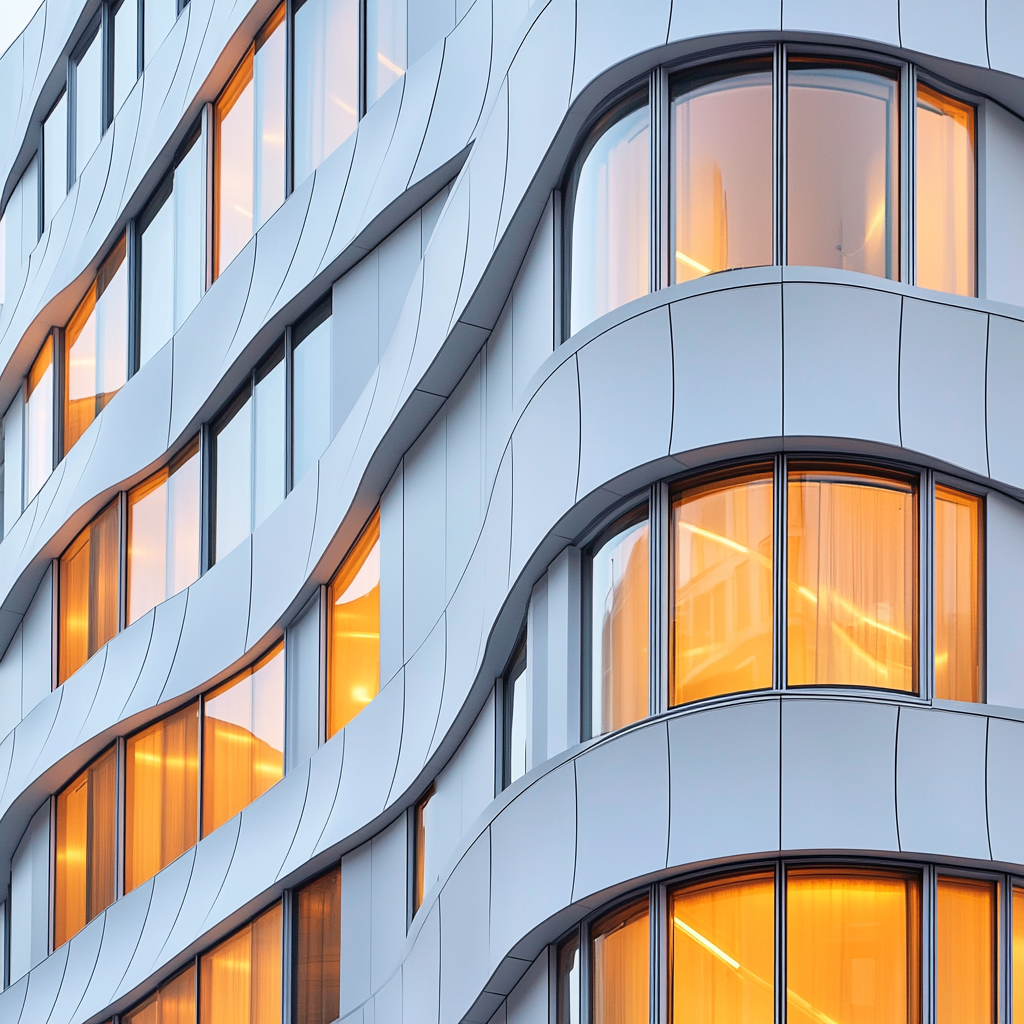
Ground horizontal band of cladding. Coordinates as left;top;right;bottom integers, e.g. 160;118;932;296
7;693;1024;1024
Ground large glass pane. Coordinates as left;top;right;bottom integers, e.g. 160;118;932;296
24;335;54;503
671;62;772;283
139;182;174;367
200;903;283;1024
292;312;332;484
413;785;434;913
591;898;650;1024
124;965;196;1024
590;513;649;737
293;0;358;185
788;61;899;280
557;934;581;1024
671;470;773;705
64;235;129;453
916;85;975;296
506;640;528;785
934;486;981;702
294;869;341;1024
127;440;200;623
144;0;176;66
327;511;380;737
43;92;68;225
365;0;407;106
202;645;285;836
253;353;285;528
1013;887;1024;1024
59;499;121;683
75;30;103;177
174;138;204;327
670;873;774;1024
214;392;252;562
254;7;286;230
54;746;117;947
787;869;920;1024
937;876;995;1024
787;467;916;692
113;0;139;114
125;702;199;892
570;99;650;334
216;53;255;277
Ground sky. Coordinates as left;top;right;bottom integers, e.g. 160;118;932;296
0;0;44;63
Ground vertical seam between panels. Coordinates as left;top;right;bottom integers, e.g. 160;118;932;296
985;716;993;859
666;301;675;457
897;295;904;447
894;705;902;851
574;355;581;502
407;44;445;191
985;314;991;477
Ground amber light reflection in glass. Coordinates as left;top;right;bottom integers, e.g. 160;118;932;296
591;899;650;1024
1013;888;1024;1023
916;85;975;296
934;486;982;702
671;471;773;705
937;876;996;1024
202;645;284;836
787;61;899;280
670;62;773;283
670;873;774;1024
413;784;434;914
295;869;341;1024
788;468;916;691
199;902;282;1024
125;702;199;892
327;511;380;738
123;965;196;1024
787;869;921;1024
55;747;117;948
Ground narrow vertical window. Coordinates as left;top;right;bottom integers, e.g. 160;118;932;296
413;784;435;914
787;466;916;692
365;0;407;107
916;85;975;296
591;898;650;1024
127;438;201;622
64;235;129;453
557;933;581;1024
936;876;996;1024
294;868;341;1024
202;644;285;836
293;0;358;185
1013;887;1024;1024
124;702;199;892
291;306;333;486
934;486;982;702
213;388;253;563
786;869;921;1024
139;177;175;367
173;137;205;328
569;97;651;335
671;469;773;705
112;0;139;114
670;873;774;1023
589;511;649;737
200;903;283;1024
54;746;117;947
670;61;773;283
24;335;54;504
327;510;381;737
43;92;68;226
74;28;104;177
123;964;197;1024
254;6;286;227
504;638;528;786
59;499;121;683
787;60;899;280
253;349;286;529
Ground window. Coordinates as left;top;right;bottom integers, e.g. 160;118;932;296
54;746;117;948
112;0;140;114
292;302;332;486
24;335;54;504
327;510;380;738
557;933;581;1024
64;234;129;454
123;965;196;1024
294;868;341;1024
503;637;528;787
73;24;104;178
413;784;435;915
43;92;68;226
365;0;407;107
202;644;285;836
127;438;201;624
591;899;649;1024
937;876;996;1022
3;157;40;297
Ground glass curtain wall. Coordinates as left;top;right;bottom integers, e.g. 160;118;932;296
43;92;68;226
112;0;139;114
936;876;996;1023
365;0;407;106
591;899;650;1024
75;27;104;178
24;335;54;504
123;966;197;1024
294;869;341;1024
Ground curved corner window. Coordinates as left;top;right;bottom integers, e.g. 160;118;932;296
591;898;649;1023
568;97;651;336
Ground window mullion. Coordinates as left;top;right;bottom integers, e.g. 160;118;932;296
774;453;787;692
775;43;786;268
777;861;786;1024
902;61;914;285
922;468;934;701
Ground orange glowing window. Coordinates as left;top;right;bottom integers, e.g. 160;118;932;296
413;783;435;915
64;234;129;454
295;868;341;1024
937;876;996;1024
59;498;121;684
591;898;650;1024
934;486;982;702
787;868;921;1024
1013;887;1024;1024
202;644;284;836
127;439;201;625
916;85;975;297
199;902;283;1024
671;469;773;705
123;964;197;1024
327;510;380;738
787;466;917;692
54;746;117;948
125;701;199;893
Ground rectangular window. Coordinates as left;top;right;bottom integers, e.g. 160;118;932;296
253;350;286;529
138;177;174;367
24;335;54;504
365;0;407;108
127;438;200;624
125;702;199;892
74;27;104;178
200;903;283;1024
588;510;649;737
294;868;341;1024
556;933;581;1024
54;746;117;947
112;0;139;114
327;510;380;738
292;304;332;485
43;92;68;226
1014;887;1024;1024
937;876;995;1023
64;234;129;454
124;965;196;1024
59;498;121;683
916;85;976;297
591;898;650;1024
504;638;528;787
213;390;252;562
413;784;435;915
173;137;205;328
202;644;285;836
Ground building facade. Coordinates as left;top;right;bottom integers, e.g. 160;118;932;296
0;0;1024;1021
